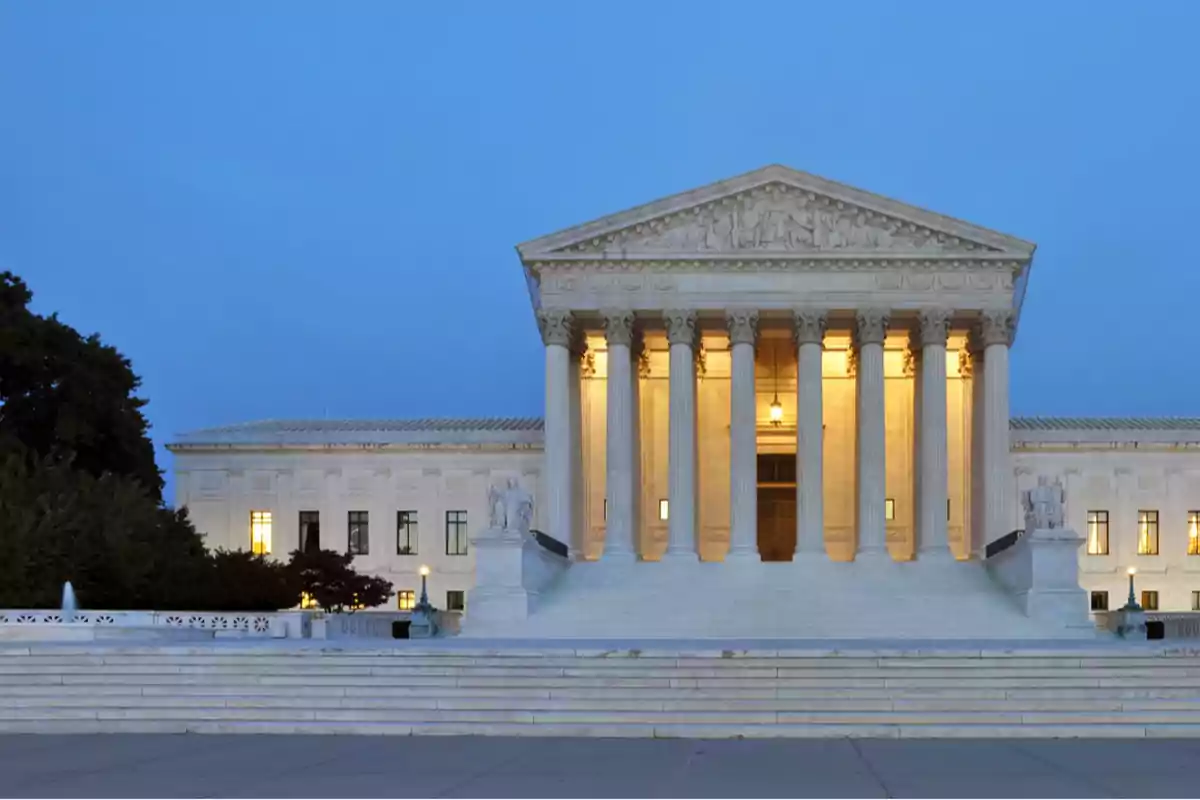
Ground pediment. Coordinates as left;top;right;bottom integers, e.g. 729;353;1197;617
518;165;1035;260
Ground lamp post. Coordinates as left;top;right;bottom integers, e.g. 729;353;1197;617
417;564;432;613
1123;566;1142;611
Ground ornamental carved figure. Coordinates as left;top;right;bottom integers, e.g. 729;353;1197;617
977;310;1015;347
663;309;697;346
916;308;953;347
1022;475;1065;532
854;309;890;346
487;477;535;534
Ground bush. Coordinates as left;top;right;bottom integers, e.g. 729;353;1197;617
288;548;393;613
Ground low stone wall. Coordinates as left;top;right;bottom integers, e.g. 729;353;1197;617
0;610;311;639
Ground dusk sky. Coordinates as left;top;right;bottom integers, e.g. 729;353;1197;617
3;2;1198;502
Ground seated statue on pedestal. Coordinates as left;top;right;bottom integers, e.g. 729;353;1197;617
1022;475;1065;532
487;477;534;534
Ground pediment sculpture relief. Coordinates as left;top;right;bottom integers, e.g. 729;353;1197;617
558;184;999;255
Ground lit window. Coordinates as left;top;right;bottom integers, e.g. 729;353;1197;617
1086;511;1109;556
658;499;669;521
1090;591;1109;612
299;511;320;553
1138;510;1159;556
348;511;369;556
446;511;468;556
397;590;415;611
299;592;318;610
1189;512;1200;556
250;511;272;555
884;499;895;521
397;511;418;555
1192;591;1200;612
446;590;465;611
1141;590;1159;611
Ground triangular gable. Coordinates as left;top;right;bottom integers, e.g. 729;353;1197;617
518;165;1035;260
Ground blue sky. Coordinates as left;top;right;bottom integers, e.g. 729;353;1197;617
2;1;1198;501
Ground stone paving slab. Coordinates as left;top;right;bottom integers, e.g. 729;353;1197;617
2;734;1200;797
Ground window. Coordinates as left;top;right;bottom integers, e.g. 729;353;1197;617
1189;512;1200;556
1138;510;1159;555
1086;511;1109;556
250;511;272;555
397;590;415;611
1192;591;1200;612
397;511;418;555
658;499;669;521
1141;590;1159;611
446;590;465;611
884;499;896;521
299;511;320;553
446;510;468;556
299;592;318;610
1089;591;1109;612
348;511;369;556
947;499;952;522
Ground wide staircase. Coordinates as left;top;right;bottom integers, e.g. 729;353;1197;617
3;643;1200;737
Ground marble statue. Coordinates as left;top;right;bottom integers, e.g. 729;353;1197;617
1023;475;1066;531
487;478;534;534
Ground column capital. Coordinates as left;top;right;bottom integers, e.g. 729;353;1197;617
602;309;637;347
536;309;575;348
974;309;1015;348
854;308;890;346
664;309;697;346
793;310;828;346
725;309;759;346
914;308;953;348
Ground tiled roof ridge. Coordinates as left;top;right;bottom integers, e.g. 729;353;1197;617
183;417;545;435
1011;416;1200;431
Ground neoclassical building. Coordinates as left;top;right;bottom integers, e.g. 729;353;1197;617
170;165;1200;634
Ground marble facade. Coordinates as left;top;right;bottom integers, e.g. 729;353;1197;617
170;165;1200;619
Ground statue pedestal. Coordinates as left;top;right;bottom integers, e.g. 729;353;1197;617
1115;606;1147;640
409;607;438;639
465;526;570;630
987;526;1091;629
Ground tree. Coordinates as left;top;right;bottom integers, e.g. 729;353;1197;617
288;548;393;613
0;272;162;499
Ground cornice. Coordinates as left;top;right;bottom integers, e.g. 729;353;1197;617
169;443;545;454
527;255;1026;274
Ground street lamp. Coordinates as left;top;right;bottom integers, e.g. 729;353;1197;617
1124;566;1142;611
417;564;431;612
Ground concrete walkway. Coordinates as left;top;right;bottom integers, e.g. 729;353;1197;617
0;735;1196;798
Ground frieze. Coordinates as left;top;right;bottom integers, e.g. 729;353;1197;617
549;183;1004;256
532;257;1025;276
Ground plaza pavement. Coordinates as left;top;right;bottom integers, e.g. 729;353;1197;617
0;734;1196;798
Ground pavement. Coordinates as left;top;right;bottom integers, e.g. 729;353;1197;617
0;735;1197;798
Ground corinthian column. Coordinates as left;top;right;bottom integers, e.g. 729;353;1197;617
726;309;759;561
663;309;698;561
602;310;637;560
854;309;889;559
915;309;952;559
794;310;827;556
537;309;578;553
976;310;1015;551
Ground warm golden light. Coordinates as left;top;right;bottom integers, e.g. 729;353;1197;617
419;564;431;577
769;399;784;425
1127;566;1138;576
250;511;273;555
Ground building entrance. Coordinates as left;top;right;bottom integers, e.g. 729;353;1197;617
757;454;796;561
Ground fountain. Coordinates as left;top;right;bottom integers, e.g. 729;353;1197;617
61;582;77;624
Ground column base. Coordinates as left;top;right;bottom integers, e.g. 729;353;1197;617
724;548;760;563
600;550;638;563
661;549;699;562
916;547;956;563
853;549;892;563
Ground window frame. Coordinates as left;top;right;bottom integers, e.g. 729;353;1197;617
1192;590;1200;612
446;590;465;611
298;510;320;554
396;510;418;556
445;510;468;556
397;590;415;611
250;510;273;556
1089;591;1109;612
1189;511;1200;556
1141;589;1159;611
884;498;896;522
1086;510;1109;556
1138;510;1160;556
347;510;370;556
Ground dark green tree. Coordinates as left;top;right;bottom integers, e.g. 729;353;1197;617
0;271;162;499
288;548;393;613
